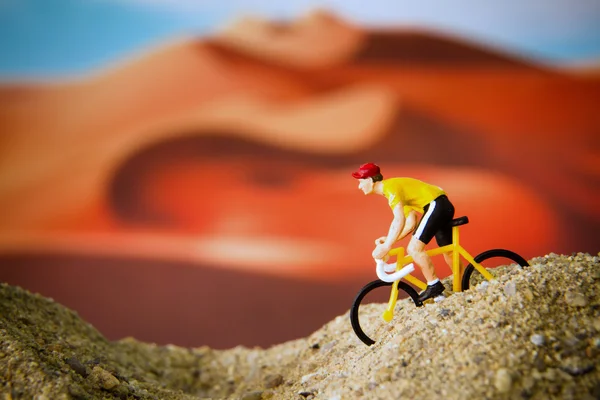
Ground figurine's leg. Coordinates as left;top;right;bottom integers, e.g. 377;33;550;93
434;202;459;272
443;251;462;273
407;238;436;281
408;238;445;302
410;196;455;302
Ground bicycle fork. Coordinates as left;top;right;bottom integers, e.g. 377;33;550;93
382;247;420;322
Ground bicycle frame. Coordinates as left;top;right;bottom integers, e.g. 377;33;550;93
381;224;494;322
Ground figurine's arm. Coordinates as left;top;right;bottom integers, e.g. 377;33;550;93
373;203;405;259
398;210;418;240
384;203;405;247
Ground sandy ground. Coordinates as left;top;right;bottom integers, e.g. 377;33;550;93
1;252;599;399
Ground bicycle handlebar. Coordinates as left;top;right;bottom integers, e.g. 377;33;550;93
374;258;415;282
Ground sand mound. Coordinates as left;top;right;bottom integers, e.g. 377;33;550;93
1;253;599;399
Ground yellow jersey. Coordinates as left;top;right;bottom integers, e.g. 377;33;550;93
381;178;445;215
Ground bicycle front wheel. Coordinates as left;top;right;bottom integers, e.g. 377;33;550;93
350;279;421;346
461;249;529;291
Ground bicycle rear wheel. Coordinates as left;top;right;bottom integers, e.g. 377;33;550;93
461;249;529;291
350;279;421;346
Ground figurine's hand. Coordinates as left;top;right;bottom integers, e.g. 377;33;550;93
372;243;391;259
374;236;387;245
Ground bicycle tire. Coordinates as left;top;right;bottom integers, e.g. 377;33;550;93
461;249;529;291
350;279;422;346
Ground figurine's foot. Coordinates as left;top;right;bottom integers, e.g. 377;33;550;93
418;281;445;303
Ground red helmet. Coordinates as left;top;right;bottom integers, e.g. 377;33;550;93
351;163;381;179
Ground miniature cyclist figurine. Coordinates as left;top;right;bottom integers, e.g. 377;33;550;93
352;162;456;302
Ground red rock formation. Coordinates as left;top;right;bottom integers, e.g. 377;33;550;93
0;11;597;347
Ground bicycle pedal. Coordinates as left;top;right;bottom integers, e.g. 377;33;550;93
433;295;446;303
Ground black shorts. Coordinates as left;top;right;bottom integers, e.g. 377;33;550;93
413;195;455;246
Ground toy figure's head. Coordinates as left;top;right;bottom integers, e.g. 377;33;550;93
352;163;383;195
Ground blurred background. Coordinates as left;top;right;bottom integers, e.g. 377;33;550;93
0;0;598;349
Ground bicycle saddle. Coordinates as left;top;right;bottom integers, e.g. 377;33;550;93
450;216;469;226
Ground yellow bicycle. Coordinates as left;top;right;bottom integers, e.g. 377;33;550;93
350;216;529;346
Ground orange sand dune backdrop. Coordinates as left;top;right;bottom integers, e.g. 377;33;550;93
0;12;598;347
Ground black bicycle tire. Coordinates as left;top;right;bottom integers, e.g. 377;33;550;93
350;279;422;346
461;248;529;291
